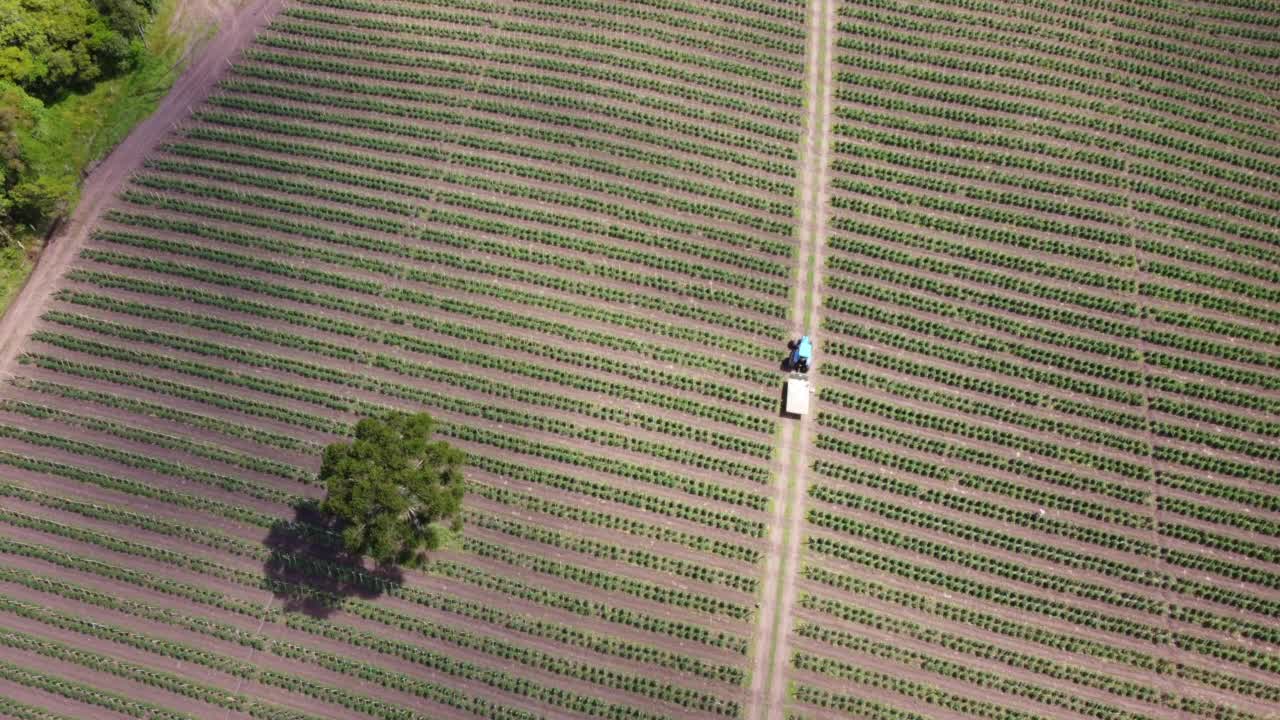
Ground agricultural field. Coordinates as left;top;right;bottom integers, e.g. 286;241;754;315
788;1;1280;720
0;1;1274;720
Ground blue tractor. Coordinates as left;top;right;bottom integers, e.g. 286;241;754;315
786;335;812;374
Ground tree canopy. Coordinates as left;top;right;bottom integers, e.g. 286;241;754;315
319;412;466;569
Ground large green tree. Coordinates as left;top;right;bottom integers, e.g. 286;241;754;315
319;412;465;569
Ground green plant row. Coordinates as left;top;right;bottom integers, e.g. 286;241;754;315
1154;443;1278;486
42;305;773;472
794;651;1101;720
0;495;743;682
805;537;1277;672
829;214;1131;291
461;536;752;620
833;143;1126;206
822;315;1143;407
832;183;1136;252
0;619;542;720
807;509;1165;614
797;624;1176;720
817;415;1147;504
1161;469;1280;514
92;208;779;366
24;352;349;435
823;341;1147;432
830;233;1135;316
796;595;1255;720
0;496;750;679
1143;328;1280;372
427;559;749;654
107;195;785;338
467;511;757;592
0;655;196;720
1141;280;1280;326
57;284;774;437
471;482;760;562
842;0;1280;92
828;255;1139;341
807;482;1279;622
242;41;796;168
1;398;313;483
1154;420;1279;462
498;1;806;59
33;322;772;491
1139;220;1280;277
1147;372;1280;416
12;376;319;452
813;440;1150;529
812;457;1149;543
164;131;794;243
801;565;1279;702
825;275;1139;366
280;613;737;718
0;421;299;506
820;387;1151;478
70;273;773;418
266;11;803;106
468;455;765;537
829;190;1124;265
835;36;1275;129
494;0;807;40
1158;495;1280;539
173;127;792;272
0;693;82;720
832;44;1278;181
207;72;794;189
273;10;800;97
831;125;1126;189
26;334;770;514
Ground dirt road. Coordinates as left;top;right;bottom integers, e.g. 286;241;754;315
0;0;286;380
746;0;836;718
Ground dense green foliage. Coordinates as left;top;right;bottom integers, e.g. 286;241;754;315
319;412;465;568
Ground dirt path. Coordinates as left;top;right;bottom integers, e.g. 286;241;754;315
0;0;286;381
746;1;836;719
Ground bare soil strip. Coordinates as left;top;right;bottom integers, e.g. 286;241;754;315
746;1;836;719
0;0;286;380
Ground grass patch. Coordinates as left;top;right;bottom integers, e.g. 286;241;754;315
0;0;200;316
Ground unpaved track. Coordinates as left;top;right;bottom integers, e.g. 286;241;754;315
0;0;286;379
746;0;835;718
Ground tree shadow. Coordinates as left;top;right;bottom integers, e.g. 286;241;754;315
261;500;403;619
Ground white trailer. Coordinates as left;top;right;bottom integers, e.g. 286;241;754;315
784;377;811;416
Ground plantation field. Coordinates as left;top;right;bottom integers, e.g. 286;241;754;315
0;0;1275;720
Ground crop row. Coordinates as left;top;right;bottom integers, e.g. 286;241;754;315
272;13;801;106
816;417;1147;504
171;129;791;278
797;624;1185;720
240;42;796;171
822;315;1143;407
87;216;778;369
821;365;1148;454
107;193;785;338
471;482;760;563
261;19;802;111
796;594;1253;720
805;537;1276;672
463;536;752;620
808;481;1278;620
2;399;311;483
45;302;772;471
823;340;1147;431
59;281;775;432
825;275;1139;366
31;327;772;504
466;511;758;592
801;564;1277;702
820;388;1151;478
0;501;749;665
0;654;196;720
13;376;318;452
